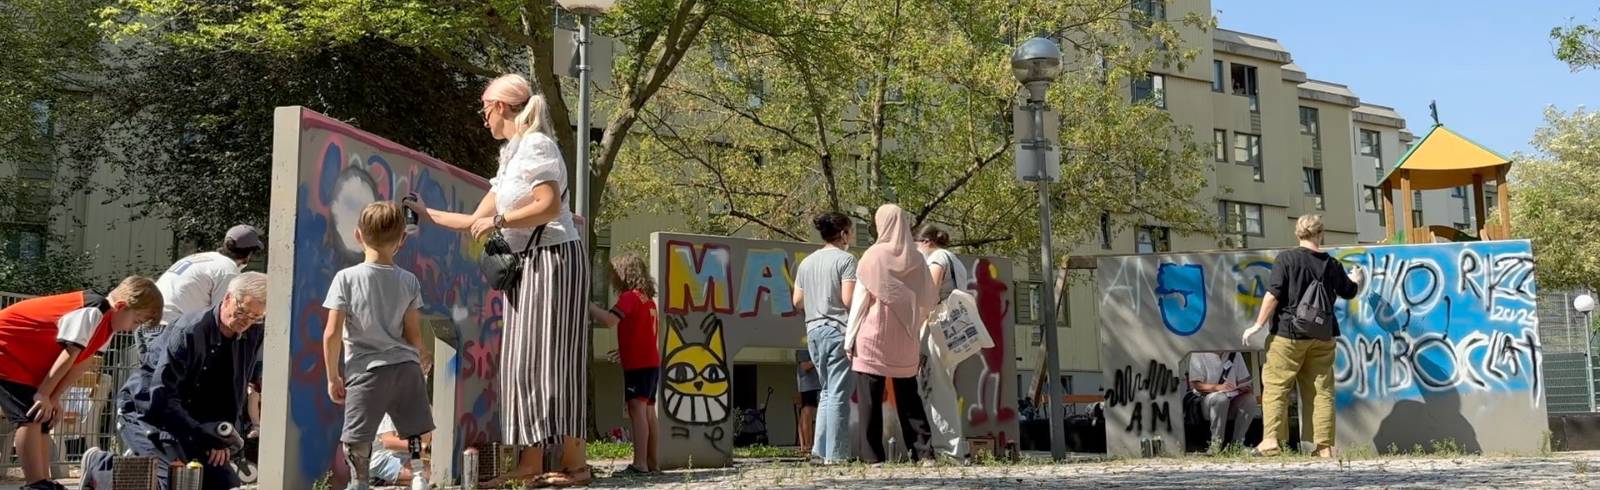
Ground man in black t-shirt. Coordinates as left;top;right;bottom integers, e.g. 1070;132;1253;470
1243;215;1364;458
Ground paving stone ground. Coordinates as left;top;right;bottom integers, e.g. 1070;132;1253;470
7;451;1599;489
576;451;1600;489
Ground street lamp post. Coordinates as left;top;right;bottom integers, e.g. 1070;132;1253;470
1577;293;1596;412
557;0;618;227
1012;36;1066;462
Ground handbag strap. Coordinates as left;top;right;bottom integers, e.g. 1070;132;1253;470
512;188;566;256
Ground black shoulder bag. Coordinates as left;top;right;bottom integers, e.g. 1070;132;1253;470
479;224;548;306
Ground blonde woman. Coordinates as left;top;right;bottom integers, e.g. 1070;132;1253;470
406;74;591;486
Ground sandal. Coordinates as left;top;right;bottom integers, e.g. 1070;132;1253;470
1250;446;1281;457
542;465;593;488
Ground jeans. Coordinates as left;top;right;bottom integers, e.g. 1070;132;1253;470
807;324;855;463
856;371;933;464
1260;335;1336;449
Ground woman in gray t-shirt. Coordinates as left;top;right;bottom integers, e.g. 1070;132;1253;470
917;226;969;300
790;212;857;464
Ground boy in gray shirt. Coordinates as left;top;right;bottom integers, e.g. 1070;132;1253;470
323;201;432;490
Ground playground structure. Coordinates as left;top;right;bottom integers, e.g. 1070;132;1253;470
1380;123;1514;244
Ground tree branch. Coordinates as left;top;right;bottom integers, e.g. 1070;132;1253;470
914;141;1009;227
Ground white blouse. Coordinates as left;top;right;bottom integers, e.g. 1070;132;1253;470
490;132;578;250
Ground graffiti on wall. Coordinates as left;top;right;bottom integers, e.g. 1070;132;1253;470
1097;240;1546;456
651;233;1018;467
270;109;501;487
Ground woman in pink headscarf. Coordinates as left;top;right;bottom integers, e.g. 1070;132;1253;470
848;204;937;464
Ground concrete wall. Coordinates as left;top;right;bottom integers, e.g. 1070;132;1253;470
263;107;499;488
1096;240;1545;457
650;232;1019;467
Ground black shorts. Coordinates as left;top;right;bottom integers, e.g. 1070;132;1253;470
624;368;659;404
0;379;50;433
801;390;820;408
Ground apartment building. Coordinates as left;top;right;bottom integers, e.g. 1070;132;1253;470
1043;1;1466;395
0;103;177;284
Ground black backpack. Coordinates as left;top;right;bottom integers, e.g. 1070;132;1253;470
1287;254;1337;340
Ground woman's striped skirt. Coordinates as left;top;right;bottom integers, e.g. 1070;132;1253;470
500;239;590;445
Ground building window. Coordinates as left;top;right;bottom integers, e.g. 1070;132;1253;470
1411;190;1424;224
1221;201;1264;237
1362;186;1382;213
1135;226;1170;254
1302;168;1324;210
29;100;51;139
1100;212;1113;249
1213;129;1227;162
1230;63;1259;112
1359;129;1382;159
1233;132;1262;181
1212;60;1224;93
1454;222;1471;232
1451;185;1467;198
1132;0;1166;26
1299;106;1320;152
1133;72;1165;109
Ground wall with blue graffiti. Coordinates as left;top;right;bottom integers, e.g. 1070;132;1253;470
264;107;499;488
1096;240;1545;456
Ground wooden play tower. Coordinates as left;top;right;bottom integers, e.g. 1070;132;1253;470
1381;122;1513;244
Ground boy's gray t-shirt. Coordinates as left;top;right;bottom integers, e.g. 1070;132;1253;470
323;263;424;376
794;248;857;328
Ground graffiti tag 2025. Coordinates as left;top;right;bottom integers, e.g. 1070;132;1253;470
1097;240;1546;456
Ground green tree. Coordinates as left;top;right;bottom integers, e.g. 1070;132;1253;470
0;0;106;164
1511;107;1600;290
609;0;1214;255
96;39;500;246
1552;12;1600;70
101;0;752;237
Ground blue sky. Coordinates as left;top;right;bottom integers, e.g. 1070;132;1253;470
1211;0;1599;155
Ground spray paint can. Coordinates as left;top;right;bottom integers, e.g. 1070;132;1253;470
170;461;204;490
401;195;421;235
1139;436;1152;458
1151;435;1165;457
461;447;480;490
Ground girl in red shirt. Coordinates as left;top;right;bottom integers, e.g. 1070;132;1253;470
588;252;659;475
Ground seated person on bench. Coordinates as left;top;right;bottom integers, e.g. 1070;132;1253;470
80;273;268;490
1188;351;1256;451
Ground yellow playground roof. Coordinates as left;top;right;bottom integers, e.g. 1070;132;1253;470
1381;124;1511;190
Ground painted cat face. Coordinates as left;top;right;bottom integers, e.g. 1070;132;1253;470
662;314;731;424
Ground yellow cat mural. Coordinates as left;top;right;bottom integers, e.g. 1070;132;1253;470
662;314;731;424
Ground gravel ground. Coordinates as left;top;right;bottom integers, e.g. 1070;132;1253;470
7;452;1599;489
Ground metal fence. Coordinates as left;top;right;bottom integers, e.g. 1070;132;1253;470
0;292;147;477
1538;289;1596;414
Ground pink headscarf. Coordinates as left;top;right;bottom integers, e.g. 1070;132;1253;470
858;204;938;338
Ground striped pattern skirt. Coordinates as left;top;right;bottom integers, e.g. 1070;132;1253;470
500;239;590;445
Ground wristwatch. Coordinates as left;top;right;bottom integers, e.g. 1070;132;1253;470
493;214;506;229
